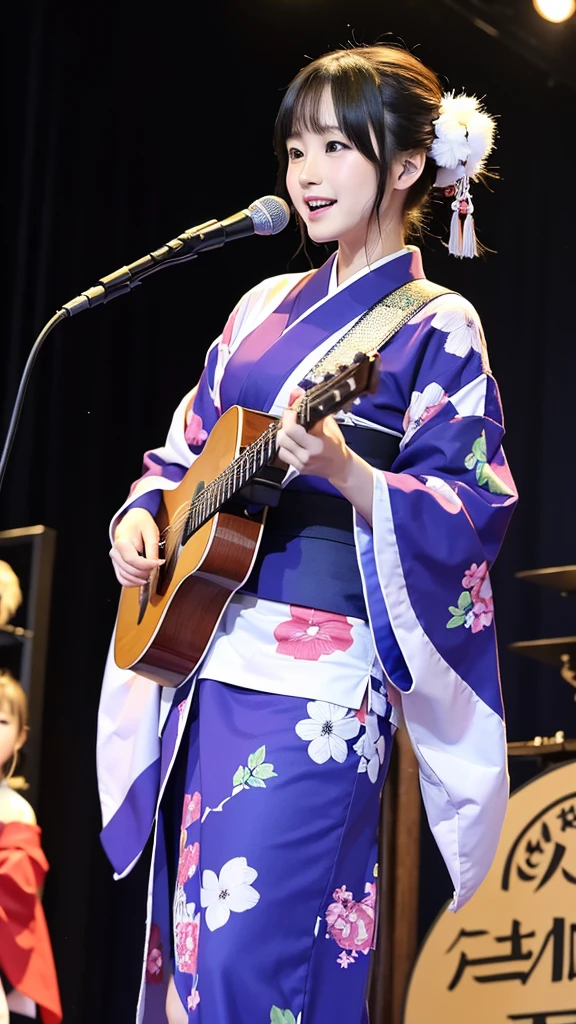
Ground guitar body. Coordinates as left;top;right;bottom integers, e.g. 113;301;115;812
113;349;382;688
114;405;276;686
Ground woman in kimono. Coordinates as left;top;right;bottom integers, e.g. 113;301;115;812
101;44;517;1024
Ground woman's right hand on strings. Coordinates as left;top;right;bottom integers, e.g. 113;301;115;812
109;508;165;588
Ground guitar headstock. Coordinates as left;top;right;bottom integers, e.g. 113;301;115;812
297;351;382;428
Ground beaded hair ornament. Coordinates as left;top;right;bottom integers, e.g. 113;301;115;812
430;92;496;258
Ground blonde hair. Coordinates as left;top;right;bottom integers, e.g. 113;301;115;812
0;670;28;780
0;560;23;627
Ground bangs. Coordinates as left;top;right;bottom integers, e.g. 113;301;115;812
273;45;441;254
0;672;27;729
0;694;16;719
274;60;383;166
280;74;338;138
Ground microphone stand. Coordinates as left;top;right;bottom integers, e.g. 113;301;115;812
0;217;223;495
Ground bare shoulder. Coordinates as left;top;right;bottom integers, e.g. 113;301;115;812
0;784;37;825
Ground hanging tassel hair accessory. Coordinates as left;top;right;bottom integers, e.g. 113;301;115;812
430;92;496;259
447;176;478;259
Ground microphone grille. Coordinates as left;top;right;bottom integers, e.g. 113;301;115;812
248;195;291;236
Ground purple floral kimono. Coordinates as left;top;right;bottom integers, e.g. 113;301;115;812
96;246;517;1022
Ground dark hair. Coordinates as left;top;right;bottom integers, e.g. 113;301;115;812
274;45;443;249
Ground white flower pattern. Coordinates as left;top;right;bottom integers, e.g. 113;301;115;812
354;712;385;783
431;307;482;358
200;856;260;931
401;382;448;449
423;475;462;509
295;701;361;764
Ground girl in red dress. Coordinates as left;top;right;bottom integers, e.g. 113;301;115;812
0;671;62;1024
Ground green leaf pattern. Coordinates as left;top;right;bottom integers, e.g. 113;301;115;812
248;745;266;770
270;1008;299;1024
464;430;515;496
201;745;278;823
235;745;277;790
191;744;280;1001
446;567;473;628
447;589;473;628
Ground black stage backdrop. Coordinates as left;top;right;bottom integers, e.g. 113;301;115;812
2;2;575;1021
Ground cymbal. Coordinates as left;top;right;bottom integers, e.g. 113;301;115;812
508;636;576;666
508;736;576;758
515;565;576;591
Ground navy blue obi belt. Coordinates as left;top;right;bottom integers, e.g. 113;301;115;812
241;427;400;618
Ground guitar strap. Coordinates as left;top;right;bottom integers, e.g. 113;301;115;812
304;278;453;383
240;279;454;507
242;280;456;602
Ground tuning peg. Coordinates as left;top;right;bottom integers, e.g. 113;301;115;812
353;352;366;363
323;372;333;382
338;363;348;372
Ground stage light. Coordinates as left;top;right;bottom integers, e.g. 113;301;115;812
533;0;575;22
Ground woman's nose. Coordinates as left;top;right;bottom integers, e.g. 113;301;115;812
298;154;322;187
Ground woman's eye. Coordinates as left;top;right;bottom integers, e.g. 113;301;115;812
326;140;348;153
288;147;304;160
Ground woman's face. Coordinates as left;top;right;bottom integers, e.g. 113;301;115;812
0;700;23;776
285;88;380;251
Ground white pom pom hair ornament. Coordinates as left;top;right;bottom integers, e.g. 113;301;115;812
430;92;496;258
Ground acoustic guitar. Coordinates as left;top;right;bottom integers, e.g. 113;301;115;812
114;351;381;686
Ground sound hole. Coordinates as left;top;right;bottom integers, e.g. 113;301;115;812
182;479;206;546
156;480;206;596
136;580;150;625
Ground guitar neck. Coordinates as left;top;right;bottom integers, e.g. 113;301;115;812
183;355;378;537
185;418;281;536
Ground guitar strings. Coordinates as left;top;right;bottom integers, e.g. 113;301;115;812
166;357;370;546
182;368;360;534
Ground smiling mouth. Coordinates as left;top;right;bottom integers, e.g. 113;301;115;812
306;199;337;211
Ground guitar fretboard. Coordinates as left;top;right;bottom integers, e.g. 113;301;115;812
184;418;282;537
179;363;365;542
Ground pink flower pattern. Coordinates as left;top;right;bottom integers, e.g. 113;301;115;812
177;840;200;887
145;923;164;984
182;791;202;828
401;382;449;448
175;919;199;975
325;881;376;962
337;950;358;968
187;989;200;1011
274;606;354;661
185;410;208;448
462;562;486;591
462;560;494;633
448;560;494;633
355;701;367;726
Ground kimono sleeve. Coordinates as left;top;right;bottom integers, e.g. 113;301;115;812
108;271;286;540
354;296;518;911
98;273;300;880
99;342;224;872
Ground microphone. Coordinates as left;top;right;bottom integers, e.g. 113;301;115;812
62;195;291;316
182;195;291;253
0;196;292;497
